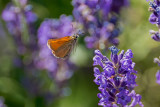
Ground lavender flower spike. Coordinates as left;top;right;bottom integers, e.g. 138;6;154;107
93;46;143;107
147;0;160;86
147;0;160;41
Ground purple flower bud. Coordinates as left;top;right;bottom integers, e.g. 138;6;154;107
154;57;160;66
156;6;160;15
113;76;121;87
149;1;157;9
151;32;160;41
109;46;119;65
126;74;137;87
129;90;144;107
2;9;16;22
95;50;104;59
93;55;104;68
103;65;115;77
149;13;157;24
120;59;133;72
116;90;131;106
94;67;102;85
147;0;160;42
109;46;120;55
84;36;97;49
124;49;133;59
118;50;124;62
111;0;129;13
156;70;160;84
0;96;6;107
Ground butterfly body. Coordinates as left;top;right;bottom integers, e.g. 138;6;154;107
47;35;78;59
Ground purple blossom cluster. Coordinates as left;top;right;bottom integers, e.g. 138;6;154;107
2;1;37;36
72;0;129;49
147;0;160;86
36;15;75;82
147;0;160;41
154;57;160;85
93;46;143;107
2;0;37;54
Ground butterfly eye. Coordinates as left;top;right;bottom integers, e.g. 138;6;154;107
74;36;77;40
76;35;78;38
73;34;79;39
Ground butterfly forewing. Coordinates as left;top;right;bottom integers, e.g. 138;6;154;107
47;36;72;51
47;36;77;58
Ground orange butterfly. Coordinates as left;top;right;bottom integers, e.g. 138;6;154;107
47;34;79;59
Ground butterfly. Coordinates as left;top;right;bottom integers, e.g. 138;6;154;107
47;34;79;59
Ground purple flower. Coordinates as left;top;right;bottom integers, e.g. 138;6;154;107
116;90;131;106
126;74;137;87
72;0;129;49
111;0;129;13
149;13;157;24
129;90;144;107
103;65;115;77
148;0;160;87
36;14;75;82
1;2;37;54
20;0;28;6
149;30;160;41
2;3;37;36
154;57;160;66
0;97;6;107
156;70;160;85
154;57;160;84
93;46;143;106
147;0;160;41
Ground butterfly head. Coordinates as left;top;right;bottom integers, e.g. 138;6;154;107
72;30;84;39
72;34;79;40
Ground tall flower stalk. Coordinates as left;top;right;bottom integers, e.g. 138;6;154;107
147;0;160;41
147;0;160;85
93;46;143;107
2;0;37;54
1;0;46;99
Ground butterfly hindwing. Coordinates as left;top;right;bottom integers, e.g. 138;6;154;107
53;42;73;58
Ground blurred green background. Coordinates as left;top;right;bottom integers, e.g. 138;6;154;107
0;0;160;107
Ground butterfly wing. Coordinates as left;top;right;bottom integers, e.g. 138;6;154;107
47;36;76;58
53;42;73;58
47;36;72;51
